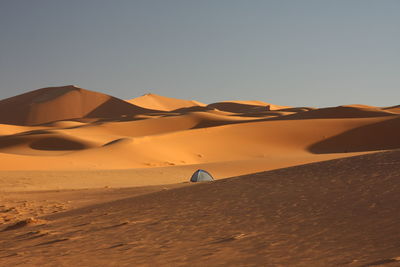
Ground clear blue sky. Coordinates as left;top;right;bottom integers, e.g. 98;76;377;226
0;0;399;107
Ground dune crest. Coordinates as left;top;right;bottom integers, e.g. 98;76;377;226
383;105;400;114
207;100;290;113
127;93;205;112
0;85;397;172
0;85;155;125
0;85;398;266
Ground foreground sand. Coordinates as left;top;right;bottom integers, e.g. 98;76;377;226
0;86;399;266
1;151;400;266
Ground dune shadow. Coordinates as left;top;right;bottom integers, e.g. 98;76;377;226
30;137;87;151
0;130;53;149
191;118;265;129
0;131;88;151
0;137;26;149
308;117;400;154
102;138;131;147
276;107;315;113
230;111;290;118
216;106;397;123
13;130;52;137
278;106;394;120
361;258;400;267
85;97;158;119
171;106;211;113
207;102;268;113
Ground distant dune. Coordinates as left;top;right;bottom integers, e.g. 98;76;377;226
0;85;397;172
0;85;398;266
280;105;396;120
207;100;290;113
383;104;400;114
0;85;155;125
127;93;205;112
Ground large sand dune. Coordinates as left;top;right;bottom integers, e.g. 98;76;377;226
0;86;398;173
0;85;398;266
0;85;156;125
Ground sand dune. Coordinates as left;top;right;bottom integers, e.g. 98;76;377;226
1;150;399;266
383;104;400;114
309;116;400;153
0;86;398;172
0;85;398;266
0;85;155;125
0;114;397;171
207;100;290;113
127;93;205;112
279;105;396;120
0;130;98;156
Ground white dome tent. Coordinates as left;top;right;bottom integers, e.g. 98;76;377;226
190;169;215;182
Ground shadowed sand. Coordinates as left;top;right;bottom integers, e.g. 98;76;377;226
1;151;399;266
0;85;399;266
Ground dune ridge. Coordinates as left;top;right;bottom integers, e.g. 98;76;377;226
207;100;290;113
127;93;205;112
0;85;156;125
0;86;397;173
0;85;398;266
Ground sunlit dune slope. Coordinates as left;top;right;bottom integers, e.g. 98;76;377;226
1;85;399;266
0;85;398;176
127;93;205;111
0;113;398;172
1;150;399;266
0;85;155;125
383;104;400;114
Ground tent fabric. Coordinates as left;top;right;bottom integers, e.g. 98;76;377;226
190;169;214;182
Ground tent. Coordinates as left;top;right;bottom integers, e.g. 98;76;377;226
190;169;215;182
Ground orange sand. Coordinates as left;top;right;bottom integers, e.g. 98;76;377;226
0;85;399;266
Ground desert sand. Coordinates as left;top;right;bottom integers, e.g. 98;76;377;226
0;85;399;266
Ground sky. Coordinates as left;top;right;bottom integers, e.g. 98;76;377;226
0;0;399;107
